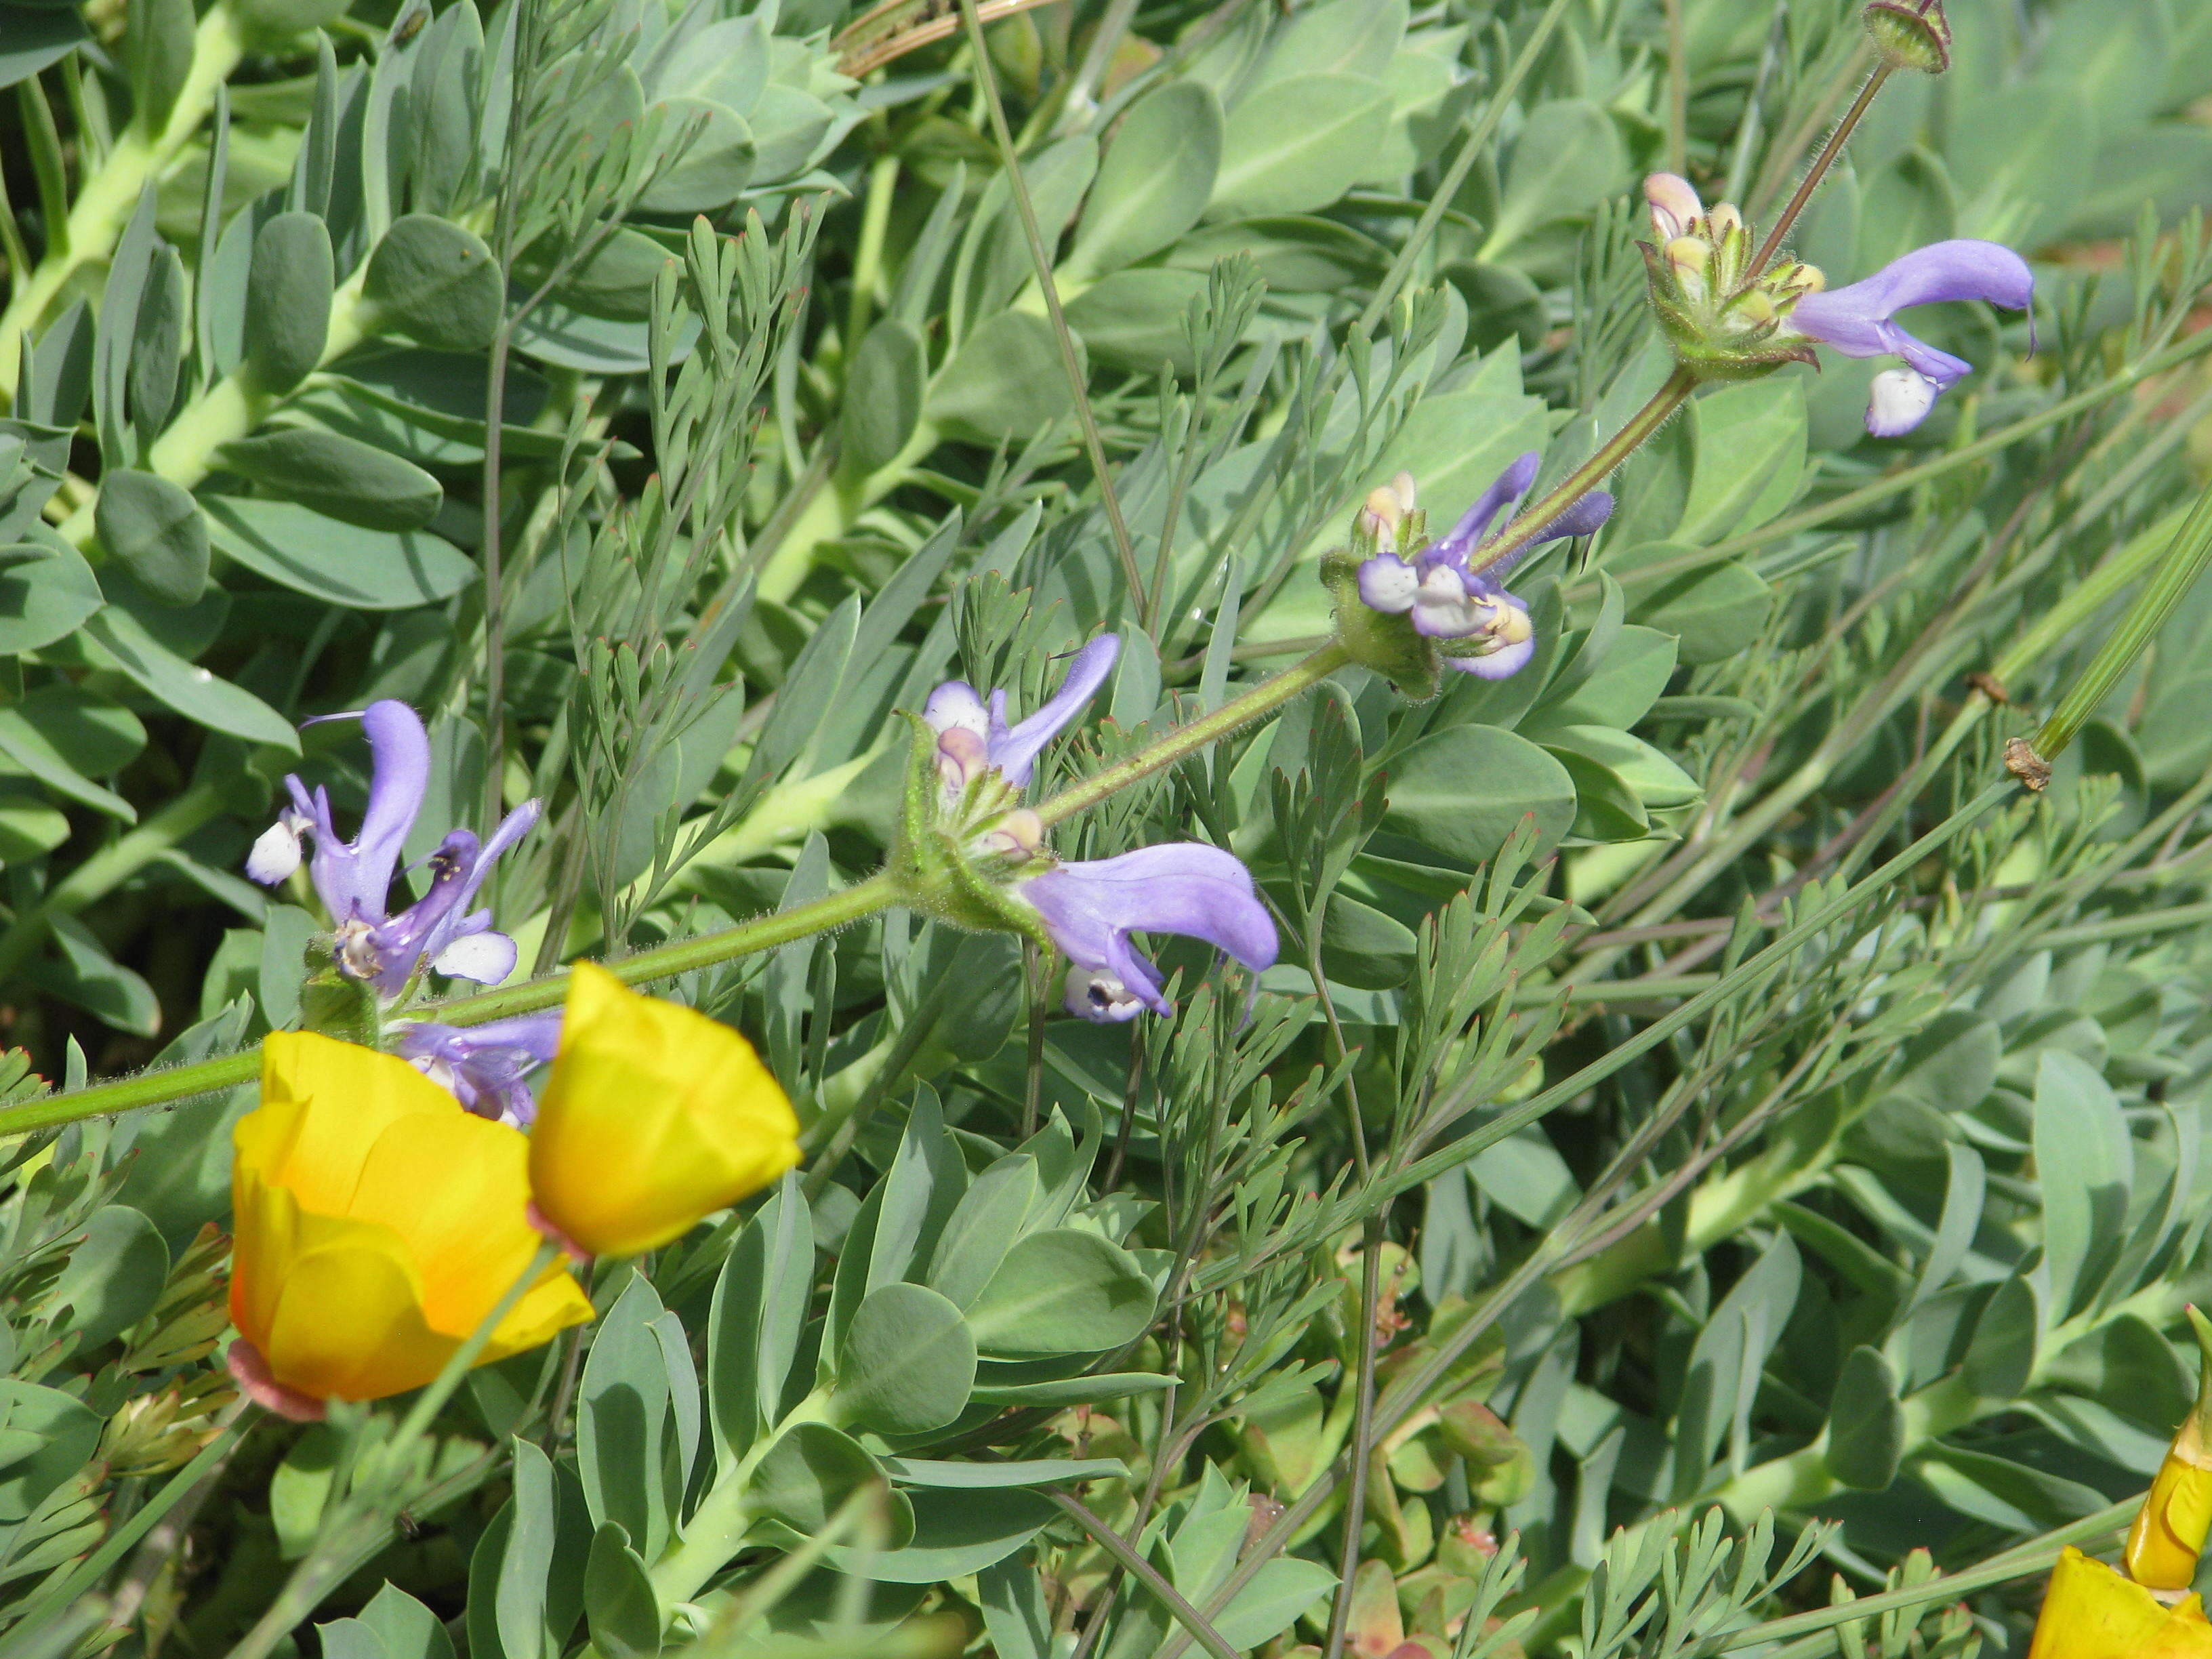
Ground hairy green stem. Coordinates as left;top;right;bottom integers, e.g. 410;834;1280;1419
0;871;901;1136
1035;641;1352;826
0;5;245;398
1746;65;1891;279
1472;367;1698;576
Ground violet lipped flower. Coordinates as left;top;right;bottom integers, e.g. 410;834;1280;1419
395;1014;563;1126
245;699;539;994
1790;240;2035;436
922;635;1120;804
1018;843;1278;1022
1356;453;1613;680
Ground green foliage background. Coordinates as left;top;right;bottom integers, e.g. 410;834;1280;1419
4;0;2212;1652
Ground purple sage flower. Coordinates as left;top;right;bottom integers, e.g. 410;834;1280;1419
1018;843;1278;1022
245;699;539;994
923;635;1120;804
1790;240;2035;436
1356;453;1612;680
395;1014;563;1126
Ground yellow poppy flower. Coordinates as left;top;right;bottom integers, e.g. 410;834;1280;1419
2028;1548;2212;1659
527;963;800;1258
228;1031;595;1417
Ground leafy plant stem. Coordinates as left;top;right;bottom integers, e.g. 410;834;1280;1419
1035;641;1352;825
1473;366;1698;575
1047;1492;1243;1659
2032;474;2212;762
1746;64;1891;279
0;4;244;401
953;0;1147;622
1321;1216;1387;1659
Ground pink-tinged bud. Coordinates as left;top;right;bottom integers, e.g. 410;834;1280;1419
1359;486;1403;540
1388;470;1416;512
1645;171;1703;239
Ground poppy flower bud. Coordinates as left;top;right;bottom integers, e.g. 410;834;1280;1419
2125;1307;2212;1590
528;964;801;1258
226;1033;594;1418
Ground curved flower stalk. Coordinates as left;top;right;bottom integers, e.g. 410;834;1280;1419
226;1032;595;1420
246;700;540;994
1641;171;2034;436
897;637;1279;1023
2023;1307;2212;1656
1324;461;1613;698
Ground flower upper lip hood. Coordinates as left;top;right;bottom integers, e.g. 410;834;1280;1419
1018;842;1279;1022
395;1012;565;1127
923;634;1120;798
245;699;539;993
1789;239;2036;435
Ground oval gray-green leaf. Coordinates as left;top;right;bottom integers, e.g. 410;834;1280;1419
928;312;1077;442
1382;724;1576;865
201;496;475;609
365;215;503;351
217;428;443;531
965;1229;1156;1359
748;1421;886;1534
80;605;298;749
1210;74;1393;219
842;319;926;478
1064;81;1223;281
1629;558;1774;664
833;1282;977;1435
0;533;101;654
246;211;333;392
94;469;209;605
638;98;755;214
1824;1345;1906;1490
582;1523;659;1659
1064;268;1209;375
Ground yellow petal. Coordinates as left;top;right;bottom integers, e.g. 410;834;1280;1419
260;1214;453;1401
346;1105;546;1333
531;964;800;1257
2029;1549;2212;1659
245;1032;456;1212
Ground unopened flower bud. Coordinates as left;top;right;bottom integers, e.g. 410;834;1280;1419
1707;201;1743;240
1645;171;1703;240
1734;288;1778;327
2125;1307;2212;1590
1359;487;1402;540
1864;0;1950;73
1664;237;1711;277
